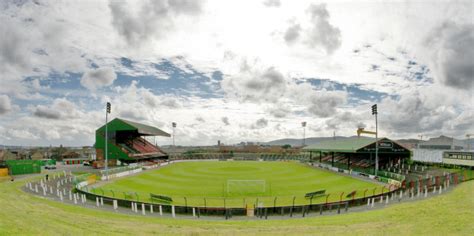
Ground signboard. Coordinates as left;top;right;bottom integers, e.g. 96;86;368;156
360;139;409;153
378;141;393;149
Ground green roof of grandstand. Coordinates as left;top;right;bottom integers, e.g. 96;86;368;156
118;118;171;137
303;137;378;153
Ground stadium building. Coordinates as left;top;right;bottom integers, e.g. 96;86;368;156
303;137;411;173
412;149;474;167
95;118;171;167
410;135;473;167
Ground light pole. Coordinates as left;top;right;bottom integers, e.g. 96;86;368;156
372;104;378;175
172;122;177;154
105;102;111;180
301;121;307;147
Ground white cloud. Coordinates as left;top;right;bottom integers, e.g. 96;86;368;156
268;105;291;118
0;16;32;79
32;98;81;120
425;22;474;90
0;95;12;115
379;85;473;138
221;116;230;125
0;1;472;146
222;65;287;102
33;105;61;119
284;22;301;44
109;0;203;46
307;90;347;118
6;129;41;140
263;0;280;8
251;118;269;129
160;98;182;109
305;4;341;54
80;68;117;91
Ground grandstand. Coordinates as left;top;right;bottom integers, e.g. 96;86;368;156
303;137;410;174
95;118;171;165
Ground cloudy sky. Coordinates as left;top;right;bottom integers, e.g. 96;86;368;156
0;0;472;146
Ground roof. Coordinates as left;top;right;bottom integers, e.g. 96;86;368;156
61;151;80;157
303;137;376;153
0;150;18;161
97;118;171;137
118;118;171;137
31;152;44;160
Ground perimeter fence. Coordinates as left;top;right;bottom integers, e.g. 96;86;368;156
74;160;473;218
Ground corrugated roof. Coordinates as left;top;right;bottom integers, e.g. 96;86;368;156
303;137;376;153
118;118;171;137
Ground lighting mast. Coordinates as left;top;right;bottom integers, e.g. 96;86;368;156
371;104;378;176
301;121;307;147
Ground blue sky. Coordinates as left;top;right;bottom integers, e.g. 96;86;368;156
0;0;472;146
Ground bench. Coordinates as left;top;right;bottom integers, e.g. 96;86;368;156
123;192;135;200
346;191;356;198
150;193;173;202
304;190;326;199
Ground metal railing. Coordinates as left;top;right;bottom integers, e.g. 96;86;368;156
74;161;473;219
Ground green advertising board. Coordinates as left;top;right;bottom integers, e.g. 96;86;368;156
5;160;42;175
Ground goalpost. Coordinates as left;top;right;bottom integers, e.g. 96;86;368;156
226;180;266;196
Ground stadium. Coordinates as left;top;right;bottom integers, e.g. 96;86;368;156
1;113;473;234
1;89;473;234
9;117;471;221
1;1;473;235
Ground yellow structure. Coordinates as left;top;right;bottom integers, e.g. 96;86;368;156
357;128;377;137
87;174;97;185
246;205;255;217
0;168;8;177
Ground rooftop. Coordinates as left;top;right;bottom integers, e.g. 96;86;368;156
303;137;376;153
118;118;171;137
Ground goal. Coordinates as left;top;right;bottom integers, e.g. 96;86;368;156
226;180;266;196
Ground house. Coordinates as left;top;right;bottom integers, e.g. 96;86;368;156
61;151;80;159
30;151;45;160
0;150;18;161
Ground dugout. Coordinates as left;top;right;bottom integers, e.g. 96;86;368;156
303;137;410;174
95;118;171;164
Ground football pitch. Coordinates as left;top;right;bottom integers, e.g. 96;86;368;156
98;161;382;207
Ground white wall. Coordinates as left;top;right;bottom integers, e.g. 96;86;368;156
412;149;443;163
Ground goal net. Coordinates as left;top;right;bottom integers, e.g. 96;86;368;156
226;180;266;196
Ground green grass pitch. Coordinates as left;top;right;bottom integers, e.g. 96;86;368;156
98;161;382;207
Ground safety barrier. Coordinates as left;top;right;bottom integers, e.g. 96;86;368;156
74;160;404;218
75;186;397;218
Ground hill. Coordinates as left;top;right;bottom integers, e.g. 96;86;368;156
265;136;348;146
